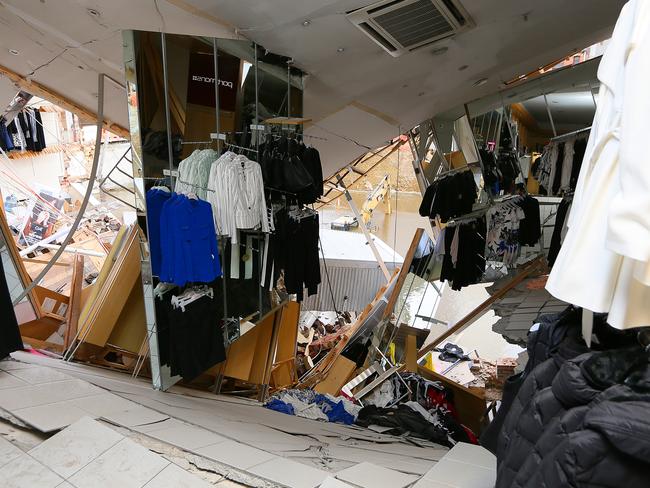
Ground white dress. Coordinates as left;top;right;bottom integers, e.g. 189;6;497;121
546;0;650;329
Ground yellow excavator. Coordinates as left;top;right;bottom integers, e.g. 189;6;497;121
331;174;391;231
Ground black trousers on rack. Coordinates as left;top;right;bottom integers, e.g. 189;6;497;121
267;210;320;301
0;258;23;358
157;294;225;381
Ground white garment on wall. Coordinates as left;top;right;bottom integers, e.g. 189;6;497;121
559;138;575;191
546;0;650;329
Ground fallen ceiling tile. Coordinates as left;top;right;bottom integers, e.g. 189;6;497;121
335;461;419;488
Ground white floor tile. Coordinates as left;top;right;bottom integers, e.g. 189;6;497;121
134;418;185;433
248;456;330;488
101;406;169;428
146;424;228;451
0;437;24;468
412;478;454;488
0;361;36;372
441;443;496;470
12;403;90;433
69;393;140;417
0;453;63;488
335;462;419;488
29;417;124;478
7;366;71;385
0;372;28;390
194;440;276;470
320;477;354;487
144;463;213;488
0;379;101;411
422;458;495;488
68;438;169;488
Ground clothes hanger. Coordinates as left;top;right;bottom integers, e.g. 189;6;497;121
154;282;175;299
171;285;213;312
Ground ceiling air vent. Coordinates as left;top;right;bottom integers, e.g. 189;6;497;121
348;0;473;57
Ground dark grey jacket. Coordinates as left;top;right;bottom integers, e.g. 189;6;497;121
481;307;585;453
497;346;650;488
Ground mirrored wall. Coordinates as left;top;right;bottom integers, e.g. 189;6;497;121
123;30;304;390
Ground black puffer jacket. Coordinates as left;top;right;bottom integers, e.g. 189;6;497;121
498;348;650;488
518;369;650;488
496;346;647;487
495;333;588;462
480;307;582;453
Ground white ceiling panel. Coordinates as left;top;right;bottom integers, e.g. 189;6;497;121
0;0;626;175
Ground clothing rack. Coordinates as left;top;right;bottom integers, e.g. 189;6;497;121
266;186;298;197
181;140;214;145
445;195;524;226
434;165;473;182
550;126;591;143
177;179;215;193
224;142;258;154
264;131;328;142
445;206;490;226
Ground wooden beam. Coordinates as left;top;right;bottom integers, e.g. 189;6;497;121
383;228;424;320
418;256;546;359
0;63;130;140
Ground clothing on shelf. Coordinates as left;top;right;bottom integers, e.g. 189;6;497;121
222;230;271;318
154;192;222;286
534;132;589;196
145;187;172;276
440;216;486;291
2;108;47;153
516;195;541;247
155;290;225;381
569;138;587;189
481;149;521;196
0;120;14;152
419;169;477;222
547;194;573;267
546;0;650;330
7;118;25;151
492;308;650;488
174;149;217;200
259;135;323;204
266;206;320;302
549;142;565;195
207;150;271;243
485;198;526;267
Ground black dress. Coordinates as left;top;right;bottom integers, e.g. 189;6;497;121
0;257;23;358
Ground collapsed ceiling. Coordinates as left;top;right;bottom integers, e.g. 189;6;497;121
0;0;625;177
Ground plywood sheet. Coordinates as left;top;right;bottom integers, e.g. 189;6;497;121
314;356;356;396
106;278;146;353
79;227;141;347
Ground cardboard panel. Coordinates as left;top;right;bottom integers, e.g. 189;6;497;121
106;278;147;353
314;356;357;396
78;226;141;347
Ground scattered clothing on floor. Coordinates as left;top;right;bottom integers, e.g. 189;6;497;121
265;389;362;425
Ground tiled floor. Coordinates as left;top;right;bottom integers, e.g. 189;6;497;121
413;443;496;488
0;418;212;488
0;355;497;488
